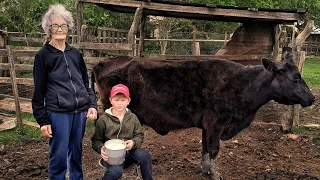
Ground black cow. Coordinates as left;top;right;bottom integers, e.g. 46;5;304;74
93;54;315;179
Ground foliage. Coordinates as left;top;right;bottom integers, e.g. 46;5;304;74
83;4;133;30
1;0;319;34
302;58;320;87
191;0;320;29
0;0;76;33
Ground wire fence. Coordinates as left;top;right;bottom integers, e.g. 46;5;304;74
142;31;228;55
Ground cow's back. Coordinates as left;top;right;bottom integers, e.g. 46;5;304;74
94;57;248;132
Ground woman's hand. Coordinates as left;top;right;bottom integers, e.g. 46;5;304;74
101;146;108;161
125;140;134;150
87;108;98;120
40;125;53;138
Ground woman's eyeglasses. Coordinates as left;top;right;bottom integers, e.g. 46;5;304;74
50;24;69;31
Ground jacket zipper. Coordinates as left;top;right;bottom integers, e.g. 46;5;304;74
116;118;123;139
63;51;79;110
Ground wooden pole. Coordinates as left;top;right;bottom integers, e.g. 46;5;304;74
293;51;306;127
280;20;313;133
138;15;147;57
76;0;84;45
192;25;197;55
7;45;23;133
0;31;5;77
273;24;281;61
127;6;143;56
194;42;200;55
224;32;228;45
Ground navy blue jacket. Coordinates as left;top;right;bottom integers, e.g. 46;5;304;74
32;42;97;127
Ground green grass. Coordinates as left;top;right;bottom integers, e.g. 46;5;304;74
302;58;320;88
0;110;96;145
293;126;320;145
0;125;42;145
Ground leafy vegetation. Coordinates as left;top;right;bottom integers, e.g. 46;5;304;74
1;0;320;34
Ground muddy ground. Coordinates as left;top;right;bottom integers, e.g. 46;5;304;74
0;88;319;180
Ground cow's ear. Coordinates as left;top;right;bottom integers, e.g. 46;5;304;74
262;58;277;71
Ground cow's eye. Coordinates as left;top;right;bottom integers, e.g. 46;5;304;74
277;69;285;74
293;74;301;82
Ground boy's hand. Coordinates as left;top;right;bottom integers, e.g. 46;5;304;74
125;140;134;150
100;146;108;161
87;108;97;120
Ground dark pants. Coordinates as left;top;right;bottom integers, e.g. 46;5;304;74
103;148;153;180
48;111;87;180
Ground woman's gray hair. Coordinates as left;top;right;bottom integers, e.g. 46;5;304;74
42;4;74;35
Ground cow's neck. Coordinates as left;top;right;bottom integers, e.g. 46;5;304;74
241;66;274;112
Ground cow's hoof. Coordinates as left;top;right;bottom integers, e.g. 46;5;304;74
280;126;293;134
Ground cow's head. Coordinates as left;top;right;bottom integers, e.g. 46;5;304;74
262;54;315;107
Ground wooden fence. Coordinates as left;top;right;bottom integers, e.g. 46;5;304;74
0;27;135;129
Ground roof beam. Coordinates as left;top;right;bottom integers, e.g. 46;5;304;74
80;0;308;23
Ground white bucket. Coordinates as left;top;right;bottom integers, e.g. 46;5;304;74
104;139;126;165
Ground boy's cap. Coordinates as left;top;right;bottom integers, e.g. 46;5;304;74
110;84;130;98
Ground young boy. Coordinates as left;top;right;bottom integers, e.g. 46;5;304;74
91;84;153;180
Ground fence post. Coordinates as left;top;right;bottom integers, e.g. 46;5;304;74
0;30;8;77
192;25;197;55
7;45;23;133
280;20;313;133
137;15;147;57
128;7;143;56
76;0;84;45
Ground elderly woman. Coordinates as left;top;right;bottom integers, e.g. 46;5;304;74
32;4;97;180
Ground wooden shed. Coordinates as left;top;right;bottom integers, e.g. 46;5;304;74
76;0;312;65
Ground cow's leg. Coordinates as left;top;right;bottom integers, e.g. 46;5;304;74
201;129;210;175
201;109;232;180
206;127;224;180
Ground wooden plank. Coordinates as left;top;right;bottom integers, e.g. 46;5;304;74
84;57;109;64
97;29;102;43
0;93;32;102
137;38;227;42
111;31;115;43
80;0;308;22
116;31;120;43
120;32;125;43
23;120;40;128
11;49;38;57
16;56;34;63
138;15;146;56
0;77;33;85
103;30;107;43
76;0;84;44
141;54;270;61
0;63;33;71
8;36;44;43
7;46;23;130
273;24;281;60
98;27;129;33
0;49;7;56
80;42;133;51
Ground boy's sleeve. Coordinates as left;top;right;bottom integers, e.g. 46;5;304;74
132;114;144;149
91;118;107;153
